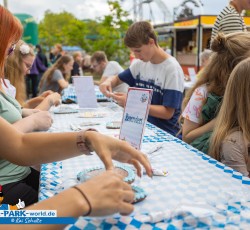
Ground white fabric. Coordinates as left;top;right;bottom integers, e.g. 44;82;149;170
1;79;16;98
103;61;128;93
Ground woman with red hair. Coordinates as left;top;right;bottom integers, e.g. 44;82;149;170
0;6;152;228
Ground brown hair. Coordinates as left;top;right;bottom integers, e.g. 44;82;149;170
54;44;62;52
182;32;250;112
91;51;108;63
124;21;158;48
209;57;250;160
39;55;73;88
0;6;23;78
5;40;34;105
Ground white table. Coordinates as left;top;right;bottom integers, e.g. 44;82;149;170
39;103;250;229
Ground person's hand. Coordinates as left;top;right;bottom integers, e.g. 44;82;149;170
111;92;127;107
99;81;112;97
40;90;54;98
24;97;44;108
30;111;53;131
22;108;40;117
47;92;61;107
16;199;25;209
85;131;152;178
184;74;191;81
94;80;100;86
78;171;135;216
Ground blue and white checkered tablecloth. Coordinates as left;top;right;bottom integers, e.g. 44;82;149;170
39;104;250;229
63;200;250;229
61;85;108;103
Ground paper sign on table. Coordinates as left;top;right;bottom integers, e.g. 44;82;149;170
73;76;97;108
187;68;196;82
119;87;153;149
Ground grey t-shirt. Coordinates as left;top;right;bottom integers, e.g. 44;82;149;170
39;69;64;93
220;130;250;177
103;61;128;93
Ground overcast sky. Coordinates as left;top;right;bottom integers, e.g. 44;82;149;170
3;0;228;23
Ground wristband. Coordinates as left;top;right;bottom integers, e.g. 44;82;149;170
76;129;97;155
72;186;92;216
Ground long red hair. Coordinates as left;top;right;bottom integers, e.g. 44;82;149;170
0;6;23;78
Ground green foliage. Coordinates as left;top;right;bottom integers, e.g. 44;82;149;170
245;10;250;16
38;1;132;65
88;1;131;64
39;10;88;48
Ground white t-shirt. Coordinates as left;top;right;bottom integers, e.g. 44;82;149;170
103;61;128;93
1;79;16;98
118;57;184;136
182;85;208;124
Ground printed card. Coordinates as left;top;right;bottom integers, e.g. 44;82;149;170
73;76;98;108
119;87;153;149
187;68;196;82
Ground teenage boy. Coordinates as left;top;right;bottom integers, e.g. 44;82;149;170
100;21;184;137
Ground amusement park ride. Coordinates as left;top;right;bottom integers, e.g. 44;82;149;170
122;0;172;23
122;0;204;23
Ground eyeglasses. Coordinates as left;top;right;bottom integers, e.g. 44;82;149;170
8;44;16;56
23;61;33;71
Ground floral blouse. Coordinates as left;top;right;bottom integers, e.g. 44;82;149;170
182;85;208;124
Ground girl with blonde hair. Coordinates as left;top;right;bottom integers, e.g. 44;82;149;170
39;55;73;94
209;57;250;176
181;32;250;152
5;40;61;110
5;40;35;105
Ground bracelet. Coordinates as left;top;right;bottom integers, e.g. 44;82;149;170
72;185;92;216
76;129;97;155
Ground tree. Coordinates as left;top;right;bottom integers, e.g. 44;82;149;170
38;1;131;65
85;0;131;64
39;10;89;50
245;10;250;16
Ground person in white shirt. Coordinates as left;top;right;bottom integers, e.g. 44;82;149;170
91;51;128;93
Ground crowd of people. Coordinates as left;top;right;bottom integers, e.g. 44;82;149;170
0;6;152;226
1;0;250;228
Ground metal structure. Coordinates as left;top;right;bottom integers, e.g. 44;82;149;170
3;0;8;8
174;0;204;21
122;0;172;23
